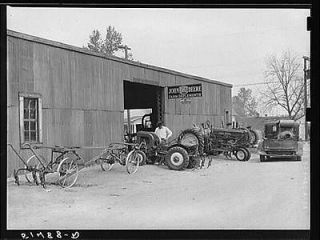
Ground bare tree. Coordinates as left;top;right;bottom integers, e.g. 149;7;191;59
262;50;305;120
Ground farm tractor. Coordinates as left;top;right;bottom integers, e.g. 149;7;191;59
132;117;260;170
176;120;259;163
136;131;200;170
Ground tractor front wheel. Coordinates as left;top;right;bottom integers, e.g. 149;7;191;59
235;148;247;161
165;146;189;171
239;147;251;161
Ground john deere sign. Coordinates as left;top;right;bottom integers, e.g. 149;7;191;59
168;84;202;99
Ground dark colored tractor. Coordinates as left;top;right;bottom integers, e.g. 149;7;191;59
136;131;199;170
257;120;303;161
177;120;259;161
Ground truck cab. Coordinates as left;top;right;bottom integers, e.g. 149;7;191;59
258;120;303;161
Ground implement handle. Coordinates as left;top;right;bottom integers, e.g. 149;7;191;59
7;144;29;166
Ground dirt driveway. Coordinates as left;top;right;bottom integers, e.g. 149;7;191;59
7;143;310;230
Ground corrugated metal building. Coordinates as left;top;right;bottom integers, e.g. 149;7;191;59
7;30;232;176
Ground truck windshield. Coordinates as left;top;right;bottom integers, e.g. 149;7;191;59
280;127;294;132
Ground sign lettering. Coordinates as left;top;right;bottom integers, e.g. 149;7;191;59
168;84;202;99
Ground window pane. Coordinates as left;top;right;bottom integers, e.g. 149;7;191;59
30;131;36;141
24;131;29;142
24;121;29;131
30;109;36;119
30;121;36;130
24;98;29;108
21;96;40;143
30;99;36;109
24;109;29;119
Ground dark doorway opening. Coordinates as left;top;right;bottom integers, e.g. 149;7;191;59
124;81;164;133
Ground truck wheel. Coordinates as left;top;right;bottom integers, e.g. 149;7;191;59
235;148;247;161
260;155;265;162
165;146;189;171
177;129;204;155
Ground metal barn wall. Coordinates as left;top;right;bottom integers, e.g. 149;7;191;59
7;30;232;176
7;34;124;176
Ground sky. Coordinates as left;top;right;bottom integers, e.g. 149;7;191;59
7;7;310;115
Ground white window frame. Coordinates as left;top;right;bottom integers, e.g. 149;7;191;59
19;92;43;146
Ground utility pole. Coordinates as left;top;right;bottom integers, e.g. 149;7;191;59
119;45;132;135
118;45;131;60
303;56;310;141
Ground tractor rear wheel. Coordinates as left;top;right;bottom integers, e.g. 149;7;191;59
165;146;189;171
177;128;204;155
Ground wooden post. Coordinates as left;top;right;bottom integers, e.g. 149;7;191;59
303;56;310;141
119;45;132;134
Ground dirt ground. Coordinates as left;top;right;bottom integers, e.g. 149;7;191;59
7;143;310;230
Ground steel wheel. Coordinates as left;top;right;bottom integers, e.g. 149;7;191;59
136;150;147;166
25;155;45;183
101;161;114;171
100;155;115;171
57;157;79;188
125;150;140;174
235;148;247;161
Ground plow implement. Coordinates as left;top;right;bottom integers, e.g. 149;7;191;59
7;142;146;189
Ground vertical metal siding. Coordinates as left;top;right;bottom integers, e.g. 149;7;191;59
7;35;231;176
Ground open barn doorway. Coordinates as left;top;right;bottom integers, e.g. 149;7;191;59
123;81;164;140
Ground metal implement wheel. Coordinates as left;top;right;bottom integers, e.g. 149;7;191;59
136;150;147;166
125;150;140;174
25;155;45;183
165;146;189;171
57;157;79;188
101;162;114;171
100;155;115;171
235;148;247;161
260;155;265;162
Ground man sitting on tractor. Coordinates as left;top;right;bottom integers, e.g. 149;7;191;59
155;121;172;144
